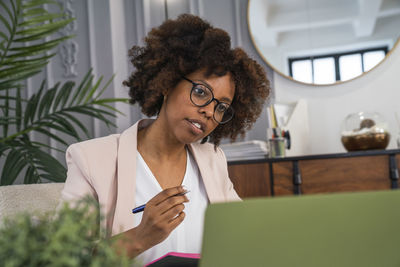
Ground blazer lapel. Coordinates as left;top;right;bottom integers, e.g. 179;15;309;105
112;122;139;235
188;144;219;203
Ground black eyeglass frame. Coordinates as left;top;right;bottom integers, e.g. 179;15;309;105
182;76;234;124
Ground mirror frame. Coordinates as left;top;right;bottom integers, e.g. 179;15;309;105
247;0;400;86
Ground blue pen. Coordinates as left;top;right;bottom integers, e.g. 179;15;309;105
132;190;190;214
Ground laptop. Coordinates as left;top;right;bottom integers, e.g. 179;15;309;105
200;190;400;267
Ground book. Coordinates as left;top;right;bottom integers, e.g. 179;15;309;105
145;252;200;267
220;140;268;161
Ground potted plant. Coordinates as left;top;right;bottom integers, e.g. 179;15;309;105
0;197;134;266
0;0;128;185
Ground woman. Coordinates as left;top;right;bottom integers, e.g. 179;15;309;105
61;14;270;264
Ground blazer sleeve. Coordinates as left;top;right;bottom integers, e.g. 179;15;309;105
60;143;98;204
216;147;242;202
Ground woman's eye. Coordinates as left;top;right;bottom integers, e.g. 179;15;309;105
216;104;228;113
193;86;209;98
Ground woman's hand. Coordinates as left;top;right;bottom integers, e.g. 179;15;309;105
113;186;189;258
136;185;189;249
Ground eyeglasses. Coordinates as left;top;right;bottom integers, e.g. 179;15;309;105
182;76;234;124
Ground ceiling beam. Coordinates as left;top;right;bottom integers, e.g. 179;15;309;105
353;0;382;37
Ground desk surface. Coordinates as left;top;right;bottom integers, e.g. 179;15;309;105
228;148;400;165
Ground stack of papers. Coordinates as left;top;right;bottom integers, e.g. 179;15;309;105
220;140;269;161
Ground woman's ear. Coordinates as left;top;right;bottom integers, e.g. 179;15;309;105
162;89;169;102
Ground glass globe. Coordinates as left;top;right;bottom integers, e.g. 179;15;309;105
341;111;390;151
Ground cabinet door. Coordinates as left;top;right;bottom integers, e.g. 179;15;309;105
228;163;271;198
273;155;392;196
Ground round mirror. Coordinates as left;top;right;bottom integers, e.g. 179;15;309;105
248;0;400;85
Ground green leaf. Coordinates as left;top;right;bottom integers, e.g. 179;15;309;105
84;76;103;104
24;166;38;184
30;141;65;153
16;88;22;131
69;69;92;105
9;35;70;53
0;1;14;24
77;76;94;104
51;114;80;139
28;146;66;181
10;0;20;15
24;81;45;127
22;0;60;9
0;116;17;125
0;33;8;43
38;84;58;118
0;39;7;50
2;53;55;66
0;13;12;35
72;107;116;128
0;143;10;156
2;89;9;137
87;106;117;117
13;29;72;43
67;106;99;118
59;111;91;139
0;69;41;90
94;74;115;100
19;13;64;27
40;121;80;141
16;19;73;36
53;81;74;111
22;7;48;17
0;95;27;101
92;102;125;116
34;128;69;146
0;61;48;79
0;148;27;185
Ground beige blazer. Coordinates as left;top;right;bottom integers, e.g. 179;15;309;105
61;119;240;236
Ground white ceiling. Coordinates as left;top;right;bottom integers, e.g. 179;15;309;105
251;0;400;47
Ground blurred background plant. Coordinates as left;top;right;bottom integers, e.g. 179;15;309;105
0;0;128;185
0;196;133;266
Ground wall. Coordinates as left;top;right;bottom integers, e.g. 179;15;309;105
19;0;398;175
6;0;400;185
18;0;274;174
274;42;400;154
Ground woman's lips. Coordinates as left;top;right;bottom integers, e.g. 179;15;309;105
186;119;205;135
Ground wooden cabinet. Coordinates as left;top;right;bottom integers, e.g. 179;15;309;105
228;149;400;199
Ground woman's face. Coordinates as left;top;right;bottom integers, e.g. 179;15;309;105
159;70;235;144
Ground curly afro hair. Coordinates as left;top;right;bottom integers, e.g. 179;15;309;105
123;14;270;146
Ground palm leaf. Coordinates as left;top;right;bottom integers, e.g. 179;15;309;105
0;2;129;185
0;0;74;89
35;128;69;146
0;140;67;185
0;146;27;185
1;70;127;144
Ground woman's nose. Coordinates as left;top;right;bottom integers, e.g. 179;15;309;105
198;102;215;118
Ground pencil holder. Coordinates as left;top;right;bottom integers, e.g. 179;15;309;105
267;128;290;158
268;137;286;158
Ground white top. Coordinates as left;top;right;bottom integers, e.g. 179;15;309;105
133;149;209;266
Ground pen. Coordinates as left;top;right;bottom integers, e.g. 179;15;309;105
132;190;190;214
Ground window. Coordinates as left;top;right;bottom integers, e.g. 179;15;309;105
288;47;388;84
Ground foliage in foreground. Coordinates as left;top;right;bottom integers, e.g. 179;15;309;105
0;197;133;267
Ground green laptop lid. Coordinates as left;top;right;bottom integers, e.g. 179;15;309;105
200;190;400;267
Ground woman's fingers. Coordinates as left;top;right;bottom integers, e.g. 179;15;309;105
135;187;189;249
159;202;186;222
156;194;189;215
148;186;186;206
168;211;186;230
